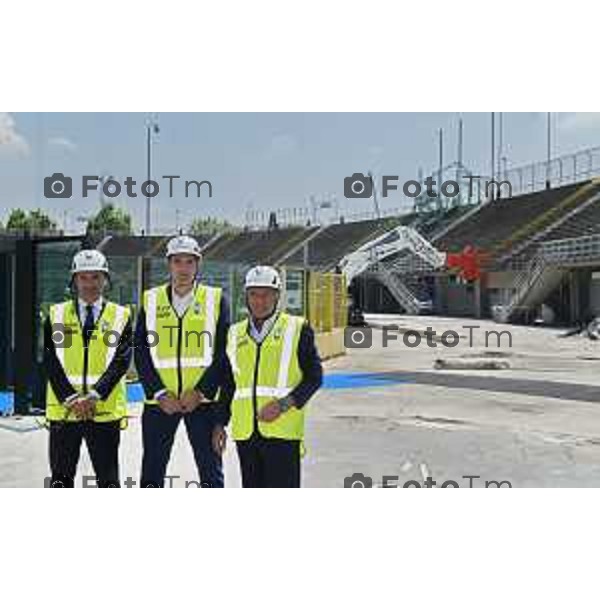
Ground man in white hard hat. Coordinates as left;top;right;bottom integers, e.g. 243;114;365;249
135;235;230;487
223;265;323;487
44;249;132;487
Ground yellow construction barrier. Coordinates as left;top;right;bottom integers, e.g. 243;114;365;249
304;272;347;359
306;272;346;333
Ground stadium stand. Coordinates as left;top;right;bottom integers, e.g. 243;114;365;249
278;209;465;270
92;234;215;257
435;181;591;260
202;226;319;264
506;194;600;266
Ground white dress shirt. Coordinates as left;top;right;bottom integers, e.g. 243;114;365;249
65;296;105;403
77;296;104;325
249;311;280;344
171;287;195;318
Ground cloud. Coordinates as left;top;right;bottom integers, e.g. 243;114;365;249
0;112;29;158
556;112;600;131
48;136;77;153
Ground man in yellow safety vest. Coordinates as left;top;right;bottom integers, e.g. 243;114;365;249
224;265;323;487
44;249;132;488
134;235;230;487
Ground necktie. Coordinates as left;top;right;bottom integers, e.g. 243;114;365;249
83;304;95;345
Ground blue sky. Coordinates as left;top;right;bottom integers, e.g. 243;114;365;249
1;112;599;233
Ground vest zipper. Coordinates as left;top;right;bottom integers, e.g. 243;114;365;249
249;314;280;436
83;344;89;395
177;315;183;397
251;342;262;435
81;303;106;395
81;302;105;396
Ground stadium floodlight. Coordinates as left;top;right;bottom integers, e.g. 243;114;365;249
144;114;160;235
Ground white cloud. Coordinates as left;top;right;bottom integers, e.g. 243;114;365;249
0;112;29;158
556;112;600;131
48;136;77;153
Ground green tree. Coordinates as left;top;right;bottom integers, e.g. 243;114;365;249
86;203;132;235
6;208;57;232
188;216;237;236
28;209;57;232
6;208;28;230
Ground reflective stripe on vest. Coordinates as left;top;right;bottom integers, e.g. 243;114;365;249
46;301;130;423
143;284;221;400
227;312;305;441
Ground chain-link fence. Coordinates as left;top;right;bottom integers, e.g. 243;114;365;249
35;253;347;331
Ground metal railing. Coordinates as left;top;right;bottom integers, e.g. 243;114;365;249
244;146;600;231
540;233;600;265
499;146;600;197
493;255;547;322
341;225;446;281
372;262;422;314
489;179;600;262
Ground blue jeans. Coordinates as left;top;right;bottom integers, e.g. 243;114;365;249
141;404;224;488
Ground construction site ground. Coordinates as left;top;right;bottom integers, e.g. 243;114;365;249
1;314;599;487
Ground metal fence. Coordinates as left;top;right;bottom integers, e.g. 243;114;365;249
490;146;600;198
243;146;600;230
540;233;600;266
35;254;347;331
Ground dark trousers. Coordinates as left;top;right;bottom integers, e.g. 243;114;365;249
48;421;121;487
236;435;301;488
141;405;224;488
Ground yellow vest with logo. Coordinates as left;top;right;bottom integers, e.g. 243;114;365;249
45;301;130;423
227;312;306;441
143;283;222;402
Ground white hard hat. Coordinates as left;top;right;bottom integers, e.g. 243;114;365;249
245;266;282;290
71;249;109;275
166;235;202;258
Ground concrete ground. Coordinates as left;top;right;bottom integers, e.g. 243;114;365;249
2;314;600;487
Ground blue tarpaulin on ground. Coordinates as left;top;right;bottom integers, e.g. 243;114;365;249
0;373;403;415
322;372;406;389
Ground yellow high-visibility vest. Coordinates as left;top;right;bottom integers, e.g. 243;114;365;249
227;312;306;441
45;300;130;423
142;283;221;402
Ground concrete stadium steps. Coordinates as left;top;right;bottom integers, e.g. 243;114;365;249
191;206;476;272
202;226;318;264
99;234;215;257
277;209;470;270
489;178;600;262
418;205;471;239
283;218;395;268
536;196;600;243
435;181;589;257
504;194;600;269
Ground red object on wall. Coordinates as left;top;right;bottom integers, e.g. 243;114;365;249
446;245;487;281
